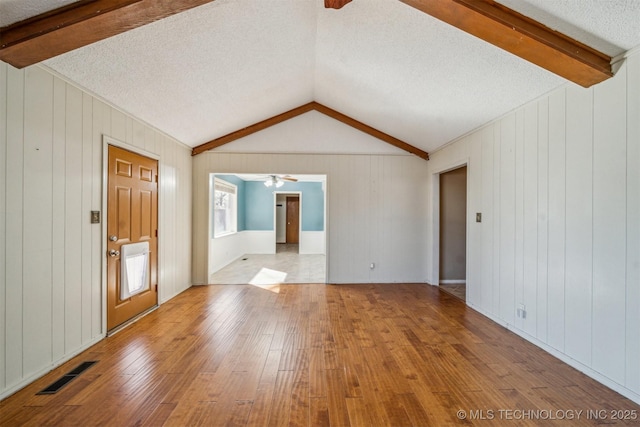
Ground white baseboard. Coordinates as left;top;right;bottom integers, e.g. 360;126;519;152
0;283;192;401
0;335;105;400
467;301;640;406
439;280;466;285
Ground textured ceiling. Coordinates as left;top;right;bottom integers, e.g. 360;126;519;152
11;0;640;153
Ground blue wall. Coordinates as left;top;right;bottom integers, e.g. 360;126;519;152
245;182;273;230
296;182;324;231
213;175;325;232
245;181;324;231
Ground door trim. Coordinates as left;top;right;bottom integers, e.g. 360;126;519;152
430;158;470;290
101;135;160;335
273;191;302;252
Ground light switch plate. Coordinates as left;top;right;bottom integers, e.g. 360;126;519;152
476;213;482;222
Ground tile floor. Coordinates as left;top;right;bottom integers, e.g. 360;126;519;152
209;244;326;285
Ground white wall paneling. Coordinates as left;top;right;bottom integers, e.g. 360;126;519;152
426;51;640;404
564;84;594;367
156;131;193;304
0;57;8;391
626;52;640;397
65;83;83;354
480;126;494;313
23;67;54;375
499;114;516;325
208;231;279;280
513;109;525;332
536;97;549;345
467;133;482;306
91;99;105;338
245;231;277;255
546;88;567;353
5;65;24;389
592;64;627;384
81;93;93;344
52;75;67;363
194;153;429;285
522;103;538;337
0;63;193;399
369;156;384;286
299;231;325;254
491;123;502;318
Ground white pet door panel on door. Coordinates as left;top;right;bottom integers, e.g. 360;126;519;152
120;241;150;299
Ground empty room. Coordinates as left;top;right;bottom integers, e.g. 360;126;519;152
1;0;639;425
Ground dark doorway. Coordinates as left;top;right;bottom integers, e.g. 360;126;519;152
439;166;467;301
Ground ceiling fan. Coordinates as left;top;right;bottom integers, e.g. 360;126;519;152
263;174;298;188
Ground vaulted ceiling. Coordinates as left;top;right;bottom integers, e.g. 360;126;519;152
2;0;640;155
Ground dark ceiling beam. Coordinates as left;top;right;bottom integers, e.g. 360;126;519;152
192;103;317;156
325;0;353;9
311;102;429;160
399;0;613;88
192;101;430;160
0;0;215;68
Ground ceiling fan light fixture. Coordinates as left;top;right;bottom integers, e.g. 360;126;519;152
262;174;299;188
264;175;285;188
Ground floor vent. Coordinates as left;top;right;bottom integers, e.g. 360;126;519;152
37;361;98;395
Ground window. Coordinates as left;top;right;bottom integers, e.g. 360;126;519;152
212;178;237;237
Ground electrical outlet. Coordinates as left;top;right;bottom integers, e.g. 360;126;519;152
517;304;527;319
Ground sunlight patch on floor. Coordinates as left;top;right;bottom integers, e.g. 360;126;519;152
249;267;287;292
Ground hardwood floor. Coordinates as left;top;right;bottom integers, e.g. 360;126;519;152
2;284;638;426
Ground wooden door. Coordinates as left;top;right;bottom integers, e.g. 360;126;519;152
286;196;299;244
107;146;158;331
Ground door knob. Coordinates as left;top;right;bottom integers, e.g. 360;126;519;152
109;235;118;242
109;249;120;257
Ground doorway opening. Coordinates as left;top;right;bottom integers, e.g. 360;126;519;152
207;173;327;285
275;192;301;254
438;166;467;301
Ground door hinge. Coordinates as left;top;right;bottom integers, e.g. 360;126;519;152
155;174;158;183
155;229;158;237
155;284;158;292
